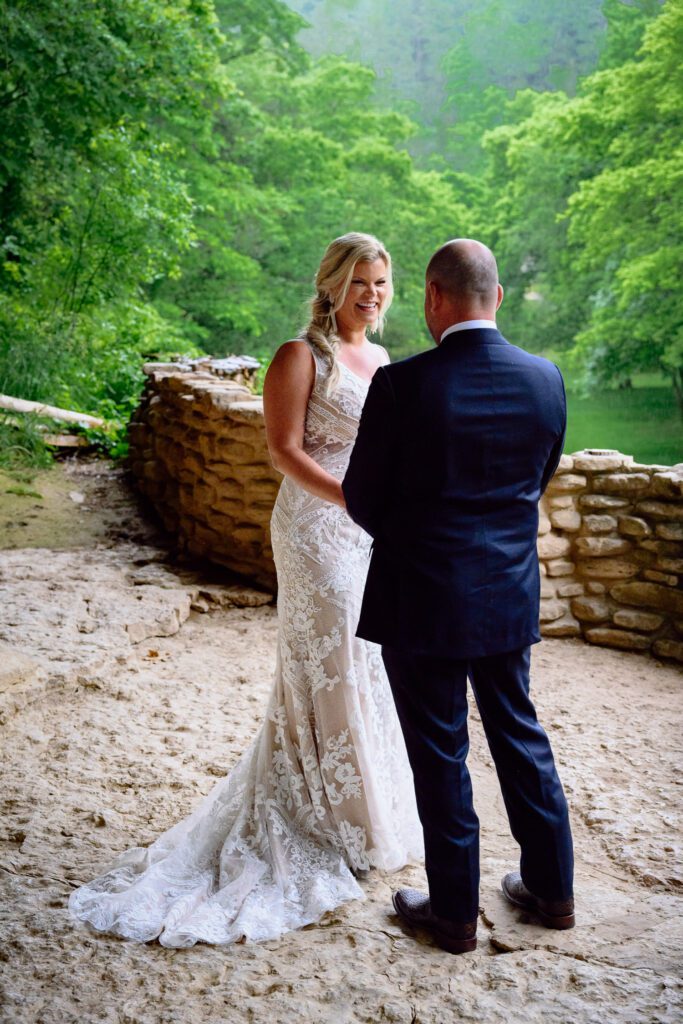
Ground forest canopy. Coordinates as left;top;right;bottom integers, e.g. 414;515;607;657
0;0;680;458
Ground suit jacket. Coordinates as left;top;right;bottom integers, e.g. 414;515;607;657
342;327;566;659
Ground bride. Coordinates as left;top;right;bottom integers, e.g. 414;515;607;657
68;232;423;947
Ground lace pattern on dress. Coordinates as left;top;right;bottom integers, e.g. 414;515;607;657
69;340;423;947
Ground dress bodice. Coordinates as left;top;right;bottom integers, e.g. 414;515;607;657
301;342;370;480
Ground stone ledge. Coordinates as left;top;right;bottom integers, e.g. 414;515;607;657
572;449;634;472
128;368;683;666
585;628;652;651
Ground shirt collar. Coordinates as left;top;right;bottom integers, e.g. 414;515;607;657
440;319;497;343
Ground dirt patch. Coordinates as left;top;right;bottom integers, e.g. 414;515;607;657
0;460;157;551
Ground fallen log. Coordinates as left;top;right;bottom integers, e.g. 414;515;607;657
0;394;105;428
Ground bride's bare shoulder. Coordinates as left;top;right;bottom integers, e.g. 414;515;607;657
371;342;391;367
264;340;315;400
272;338;311;358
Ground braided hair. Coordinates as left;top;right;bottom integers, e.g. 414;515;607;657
298;232;393;394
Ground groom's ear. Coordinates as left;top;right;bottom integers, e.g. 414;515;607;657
426;279;440;311
495;283;504;311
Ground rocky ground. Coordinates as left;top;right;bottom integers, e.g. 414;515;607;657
0;459;681;1024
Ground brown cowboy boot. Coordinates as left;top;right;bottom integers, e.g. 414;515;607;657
501;872;575;929
392;888;477;954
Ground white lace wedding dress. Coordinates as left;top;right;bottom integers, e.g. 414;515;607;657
68;341;423;947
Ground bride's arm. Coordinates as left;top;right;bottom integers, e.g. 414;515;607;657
263;341;346;508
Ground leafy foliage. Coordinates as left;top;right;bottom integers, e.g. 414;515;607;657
562;1;682;409
0;0;679;477
0;0;227;435
159;51;472;358
477;0;680;414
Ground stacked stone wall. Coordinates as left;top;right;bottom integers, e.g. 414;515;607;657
129;363;683;664
128;362;281;590
539;451;682;663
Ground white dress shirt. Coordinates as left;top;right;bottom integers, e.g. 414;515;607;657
440;319;497;343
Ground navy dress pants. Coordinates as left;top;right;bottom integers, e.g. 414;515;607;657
382;645;574;923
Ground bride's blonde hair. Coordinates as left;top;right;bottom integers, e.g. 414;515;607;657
299;232;393;393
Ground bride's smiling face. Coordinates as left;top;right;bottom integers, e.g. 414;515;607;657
334;258;390;336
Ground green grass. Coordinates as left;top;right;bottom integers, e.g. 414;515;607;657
4;485;43;498
0;415;55;471
564;387;682;466
538;351;682;466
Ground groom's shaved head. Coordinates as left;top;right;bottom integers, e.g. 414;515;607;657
426;239;499;305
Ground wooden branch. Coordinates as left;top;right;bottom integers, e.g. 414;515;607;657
0;394;105;428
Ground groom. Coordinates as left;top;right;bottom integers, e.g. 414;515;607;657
342;239;574;954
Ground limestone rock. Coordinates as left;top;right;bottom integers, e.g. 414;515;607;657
545;473;587;494
612;609;663;632
650;466;683;498
227;400;268;422
635;500;683;522
557;582;585;598
556;454;574;472
142;459;165;483
539;599;567;623
592;473;650;495
653;638;683;663
90;809;118;828
195;584;273;609
655;522;683;541
545;559;575;577
537;511;551;536
537;534;572;559
579;494;629;511
549;508;582;532
643;570;678;587
656;556;683;575
572;450;633;472
575;536;632;558
120;587;193;644
128;565;185;589
617;516;652;539
583;514;618;534
586;582;606;594
585;628;651;652
579;558;640;579
0;643;44;693
610;582;683;616
540;613;581;637
214;439;256;464
571;597;611;623
640;539;681;555
547;495;574;509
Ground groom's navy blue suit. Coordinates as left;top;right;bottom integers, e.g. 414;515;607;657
342;325;574;923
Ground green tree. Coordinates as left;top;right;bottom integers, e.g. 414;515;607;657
0;0;226;418
562;0;683;411
437;0;607;173
599;0;664;68
475;0;680;414
156;48;473;360
479;88;599;354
